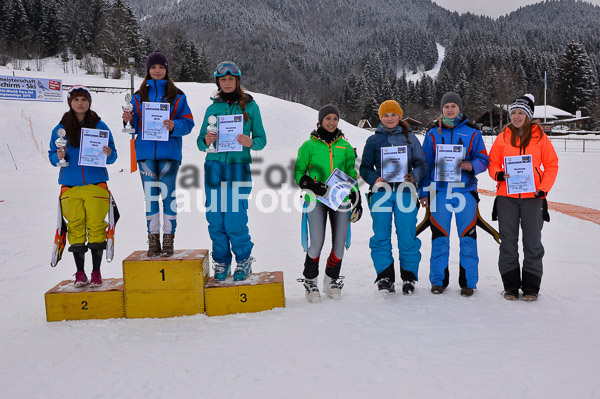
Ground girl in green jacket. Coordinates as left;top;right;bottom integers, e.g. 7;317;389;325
294;105;362;302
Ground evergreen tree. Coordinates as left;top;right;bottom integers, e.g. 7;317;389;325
40;0;61;56
556;41;598;112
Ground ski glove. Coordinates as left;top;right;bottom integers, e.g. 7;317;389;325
349;190;363;223
299;175;329;196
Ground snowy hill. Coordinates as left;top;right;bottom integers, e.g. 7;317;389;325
1;65;600;398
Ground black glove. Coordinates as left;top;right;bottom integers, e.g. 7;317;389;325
299;175;329;196
534;190;546;198
349;190;363;223
496;171;506;182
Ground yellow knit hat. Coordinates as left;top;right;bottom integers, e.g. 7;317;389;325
378;100;403;120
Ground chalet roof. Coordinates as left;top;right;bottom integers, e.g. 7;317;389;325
533;105;573;120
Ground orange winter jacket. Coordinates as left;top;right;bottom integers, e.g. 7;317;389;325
488;125;559;198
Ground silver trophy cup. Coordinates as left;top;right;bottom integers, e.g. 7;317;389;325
206;115;217;153
55;128;69;167
122;93;136;134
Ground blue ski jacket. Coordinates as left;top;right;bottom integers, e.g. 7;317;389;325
360;124;427;190
129;79;194;162
49;120;117;186
419;117;489;197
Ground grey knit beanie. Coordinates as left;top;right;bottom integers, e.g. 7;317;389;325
440;92;463;111
318;104;340;125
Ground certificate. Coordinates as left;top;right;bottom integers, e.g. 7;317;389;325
316;168;357;211
216;114;244;152
381;146;408;182
78;128;109;167
505;155;536;195
142;102;170;141
435;144;463;182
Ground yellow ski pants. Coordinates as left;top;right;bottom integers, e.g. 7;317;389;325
60;183;110;246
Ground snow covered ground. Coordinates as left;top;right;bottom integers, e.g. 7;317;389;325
1;61;599;398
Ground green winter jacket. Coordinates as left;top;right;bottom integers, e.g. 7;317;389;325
197;94;267;163
294;130;359;202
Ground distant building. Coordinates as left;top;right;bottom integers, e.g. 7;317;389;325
475;104;592;132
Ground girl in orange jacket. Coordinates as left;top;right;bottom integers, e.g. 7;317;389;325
488;94;558;301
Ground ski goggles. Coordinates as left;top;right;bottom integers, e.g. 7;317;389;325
214;62;241;78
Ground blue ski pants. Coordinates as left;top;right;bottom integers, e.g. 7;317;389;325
429;190;479;288
367;189;421;279
138;160;180;234
204;160;253;265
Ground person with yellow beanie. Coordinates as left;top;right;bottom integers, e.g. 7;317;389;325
359;100;427;295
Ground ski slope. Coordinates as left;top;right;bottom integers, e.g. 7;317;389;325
1;61;599;398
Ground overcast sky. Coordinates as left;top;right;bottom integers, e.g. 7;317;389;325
433;0;600;18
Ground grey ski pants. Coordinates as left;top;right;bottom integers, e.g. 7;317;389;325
307;201;350;261
496;196;545;284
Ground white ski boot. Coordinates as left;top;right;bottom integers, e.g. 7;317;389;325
298;277;321;303
323;275;344;299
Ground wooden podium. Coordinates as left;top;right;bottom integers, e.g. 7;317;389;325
45;278;125;322
204;271;285;317
122;249;209;318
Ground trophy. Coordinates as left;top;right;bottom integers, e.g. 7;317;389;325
55;128;69;167
206;115;217;153
122;93;136;134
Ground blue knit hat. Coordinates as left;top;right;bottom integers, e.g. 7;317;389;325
146;50;169;73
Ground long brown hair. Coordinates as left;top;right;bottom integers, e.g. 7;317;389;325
506;118;544;150
216;76;249;122
59;109;100;148
138;72;179;105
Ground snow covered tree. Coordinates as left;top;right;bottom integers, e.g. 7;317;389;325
556;41;598;113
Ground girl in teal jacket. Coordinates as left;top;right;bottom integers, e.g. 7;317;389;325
197;61;267;281
48;85;117;287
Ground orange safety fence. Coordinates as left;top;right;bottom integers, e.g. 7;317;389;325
478;189;600;226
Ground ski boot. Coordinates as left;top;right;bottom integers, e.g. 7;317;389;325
233;257;254;281
402;280;415;295
377;277;395;294
323;275;344;299
213;261;231;281
298;277;321;303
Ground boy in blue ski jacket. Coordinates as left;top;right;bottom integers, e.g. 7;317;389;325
418;92;489;296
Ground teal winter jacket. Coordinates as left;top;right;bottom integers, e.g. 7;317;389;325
197;94;267;163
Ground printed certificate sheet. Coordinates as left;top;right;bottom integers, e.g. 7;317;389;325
79;128;109;167
435;144;463;182
505;155;536;195
380;146;408;182
216;114;244;152
316;168;357;211
142;102;170;141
